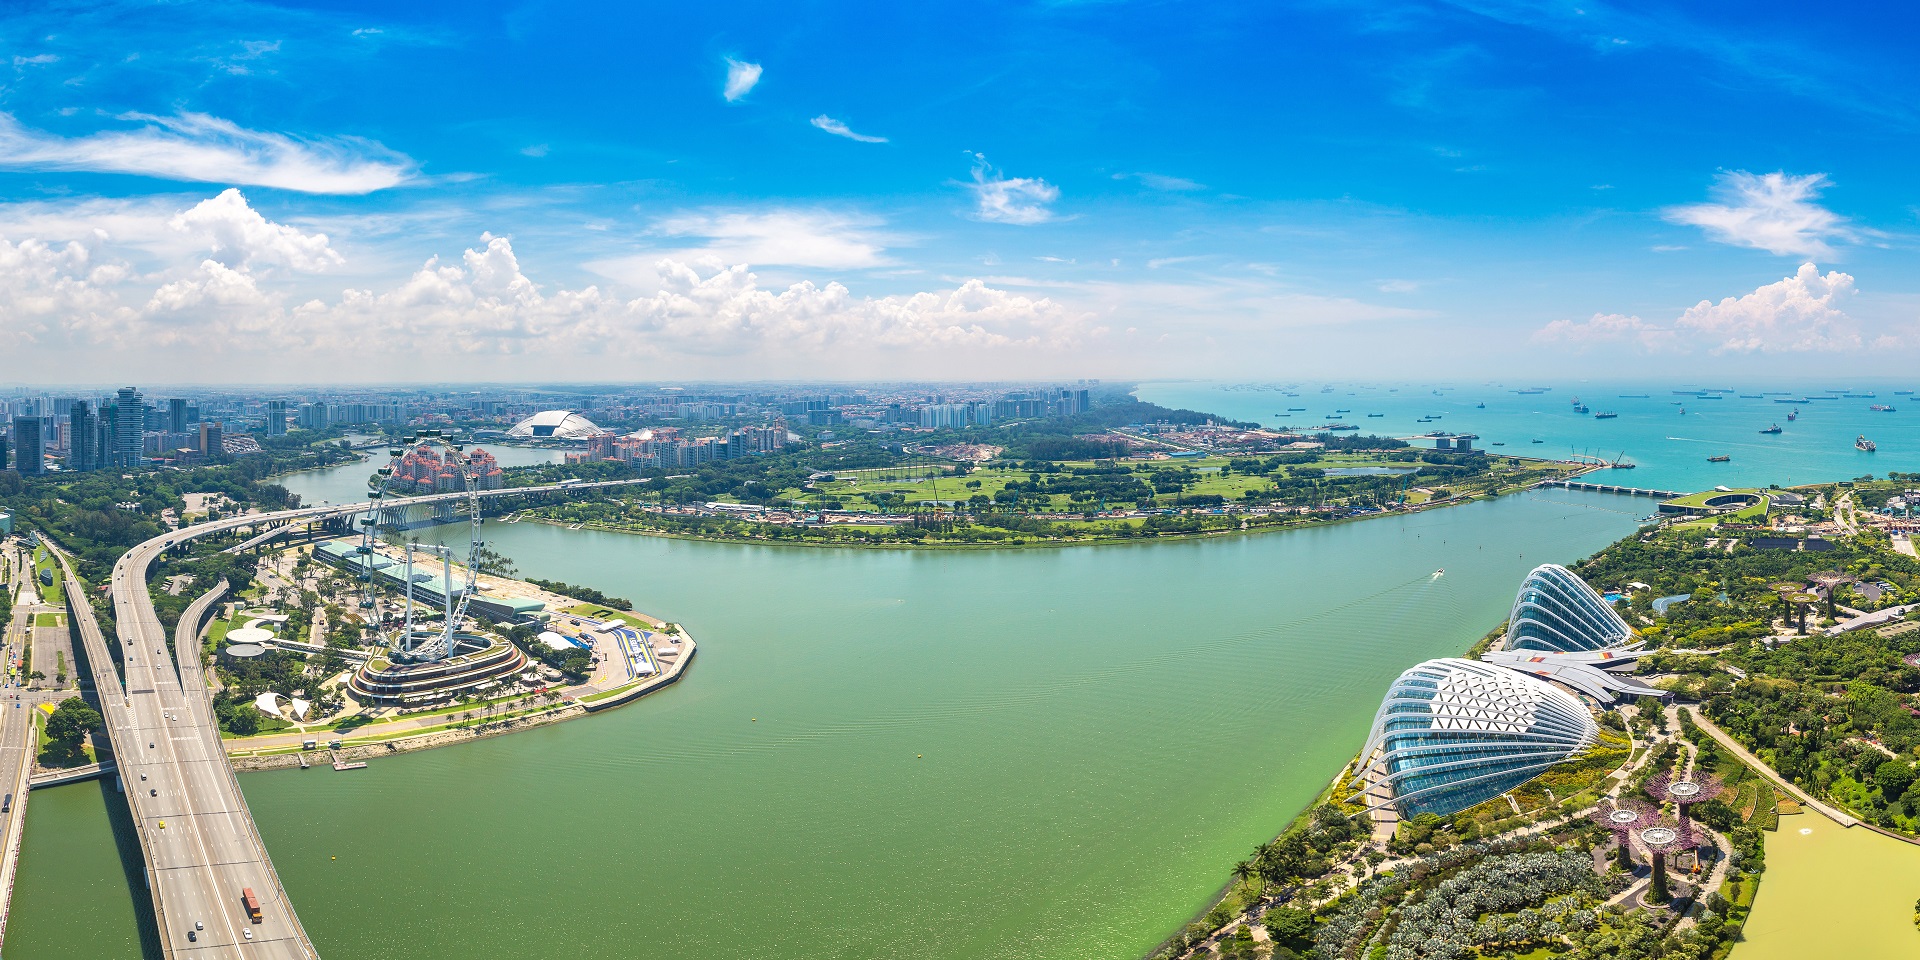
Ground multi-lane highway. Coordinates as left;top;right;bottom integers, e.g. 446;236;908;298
59;477;645;958
0;541;40;948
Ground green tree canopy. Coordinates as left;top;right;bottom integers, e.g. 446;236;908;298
44;697;101;745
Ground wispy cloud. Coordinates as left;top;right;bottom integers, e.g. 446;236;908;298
0;112;413;194
520;144;550;157
966;153;1058;225
203;39;282;76
723;58;763;102
1532;312;1677;351
651;209;890;268
585;209;896;284
1665;170;1854;258
1113;171;1204;191
12;54;57;67
810;115;887;143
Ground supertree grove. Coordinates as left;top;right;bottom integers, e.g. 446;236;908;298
1589;800;1659;871
1648;771;1724;847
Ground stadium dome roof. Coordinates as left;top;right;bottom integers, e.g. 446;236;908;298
506;410;603;439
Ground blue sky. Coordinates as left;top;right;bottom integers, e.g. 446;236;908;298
1;0;1916;383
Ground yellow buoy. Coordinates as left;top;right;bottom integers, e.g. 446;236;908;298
916;754;922;758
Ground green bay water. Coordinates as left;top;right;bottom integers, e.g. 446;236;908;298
9;489;1642;960
1740;816;1920;958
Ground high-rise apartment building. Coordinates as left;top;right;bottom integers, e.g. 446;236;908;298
199;421;225;457
114;386;145;468
11;416;43;476
297;402;329;430
68;401;97;472
167;398;188;434
266;399;288;436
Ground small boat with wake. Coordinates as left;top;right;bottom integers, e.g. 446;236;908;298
1707;455;1730;463
1858;435;1878;452
1760;424;1782;434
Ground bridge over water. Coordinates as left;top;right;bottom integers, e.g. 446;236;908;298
43;478;645;958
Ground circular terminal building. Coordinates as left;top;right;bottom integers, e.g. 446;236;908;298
348;633;529;707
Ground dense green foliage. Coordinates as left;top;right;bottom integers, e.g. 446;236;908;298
43;696;100;747
525;578;632;611
0;431;352;582
506;623;591;681
1567;520;1920;833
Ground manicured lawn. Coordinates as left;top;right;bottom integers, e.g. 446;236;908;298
562;604;661;628
32;613;60;628
30;552;64;605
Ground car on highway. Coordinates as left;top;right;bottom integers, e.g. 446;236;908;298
187;931;195;942
149;789;156;797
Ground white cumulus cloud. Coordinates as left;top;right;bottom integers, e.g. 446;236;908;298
1664;171;1853;258
0;112;414;194
0;236;127;342
810;115;887;143
966;154;1059;225
1534;263;1862;354
723;58;763;101
0;195;1099;373
169;189;342;272
1675;262;1859;352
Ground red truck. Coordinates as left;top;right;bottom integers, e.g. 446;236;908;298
242;887;262;922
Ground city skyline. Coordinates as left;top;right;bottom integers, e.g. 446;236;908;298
1;2;1918;382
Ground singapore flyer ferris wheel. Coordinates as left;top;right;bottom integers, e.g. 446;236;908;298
354;429;486;663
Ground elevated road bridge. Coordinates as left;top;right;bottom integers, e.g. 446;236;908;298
48;477;645;958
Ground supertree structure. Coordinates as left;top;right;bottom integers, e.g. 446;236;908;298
1589;800;1660;871
1648;771;1724;848
1636;819;1694;905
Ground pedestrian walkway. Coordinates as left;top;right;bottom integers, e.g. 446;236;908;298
1689;713;1858;827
